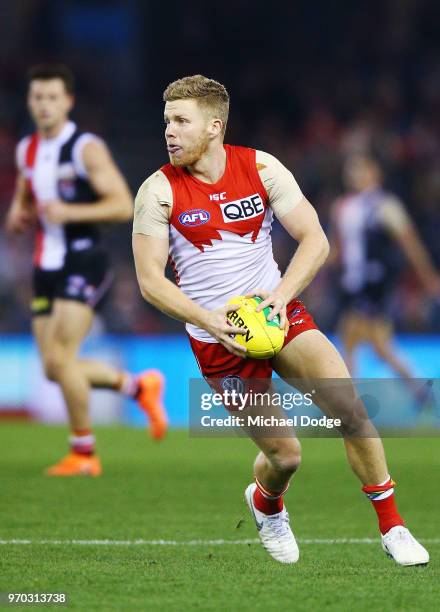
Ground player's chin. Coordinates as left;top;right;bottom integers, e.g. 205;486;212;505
169;155;185;167
37;117;55;129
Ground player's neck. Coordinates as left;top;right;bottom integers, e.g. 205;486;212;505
360;183;380;193
187;144;226;184
37;119;69;140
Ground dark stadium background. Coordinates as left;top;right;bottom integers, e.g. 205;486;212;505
1;3;439;609
1;0;439;335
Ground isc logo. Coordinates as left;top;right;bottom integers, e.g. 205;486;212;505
220;193;265;223
178;209;210;227
209;192;227;201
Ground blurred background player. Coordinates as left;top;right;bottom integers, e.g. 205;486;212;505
330;153;440;379
5;64;167;476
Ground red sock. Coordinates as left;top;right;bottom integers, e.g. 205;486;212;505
253;478;287;515
362;476;405;535
69;430;95;456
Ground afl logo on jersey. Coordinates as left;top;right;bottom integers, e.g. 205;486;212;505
179;209;210;227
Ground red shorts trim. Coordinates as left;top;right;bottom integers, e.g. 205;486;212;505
189;299;318;392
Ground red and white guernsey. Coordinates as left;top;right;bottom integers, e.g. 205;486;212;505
134;145;304;342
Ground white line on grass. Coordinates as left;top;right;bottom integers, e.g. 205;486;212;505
0;538;439;546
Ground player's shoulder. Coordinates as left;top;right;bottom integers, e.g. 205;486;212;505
138;169;171;191
376;190;410;232
376;190;406;215
16;133;33;149
72;130;106;155
254;149;287;172
16;133;34;155
136;169;173;204
15;134;35;170
226;143;254;154
225;143;262;167
68;129;107;177
255;149;278;163
379;190;403;206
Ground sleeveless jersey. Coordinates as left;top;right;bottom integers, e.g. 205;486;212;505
16;121;101;271
334;189;403;303
161;145;282;341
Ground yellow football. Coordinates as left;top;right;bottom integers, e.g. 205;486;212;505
226;295;285;359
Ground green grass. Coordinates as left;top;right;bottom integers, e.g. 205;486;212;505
1;425;439;611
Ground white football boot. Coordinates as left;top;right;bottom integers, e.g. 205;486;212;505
381;526;429;566
245;483;299;564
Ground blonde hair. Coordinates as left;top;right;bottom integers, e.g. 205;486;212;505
163;75;229;135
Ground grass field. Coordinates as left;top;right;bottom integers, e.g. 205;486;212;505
1;424;439;611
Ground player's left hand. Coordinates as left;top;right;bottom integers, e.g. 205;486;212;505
246;288;289;335
39;200;72;224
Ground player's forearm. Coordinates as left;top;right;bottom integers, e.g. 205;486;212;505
400;232;438;291
65;198;133;223
9;195;33;214
276;231;329;301
137;273;209;328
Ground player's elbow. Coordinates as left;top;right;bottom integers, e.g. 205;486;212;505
310;230;330;267
116;196;134;222
138;274;161;304
320;233;330;264
139;283;154;303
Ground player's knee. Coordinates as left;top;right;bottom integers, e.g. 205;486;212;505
268;440;301;475
277;453;301;475
336;397;378;437
44;353;66;382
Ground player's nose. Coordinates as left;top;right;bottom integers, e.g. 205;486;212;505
165;123;176;138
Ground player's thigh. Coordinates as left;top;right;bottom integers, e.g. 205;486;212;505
273;329;350;380
32;315;52;358
339;311;368;348
48;299;94;356
272;330;365;426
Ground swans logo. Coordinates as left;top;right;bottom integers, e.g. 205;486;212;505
179;209;210;227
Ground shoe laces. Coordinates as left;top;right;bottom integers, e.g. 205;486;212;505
266;511;291;538
389;526;415;545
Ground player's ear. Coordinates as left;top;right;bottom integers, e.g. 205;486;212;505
67;94;75;113
208;118;223;139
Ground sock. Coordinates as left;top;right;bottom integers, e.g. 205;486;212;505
253;477;288;515
69;429;96;456
115;371;139;398
362;476;405;535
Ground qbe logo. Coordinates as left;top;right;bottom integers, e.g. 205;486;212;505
179;209;210;227
220;193;265;223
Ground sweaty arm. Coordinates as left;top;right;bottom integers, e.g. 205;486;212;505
380;196;440;297
43;140;133;224
257;151;329;302
132;173;247;356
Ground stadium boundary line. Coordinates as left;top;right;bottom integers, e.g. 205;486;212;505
0;538;439;546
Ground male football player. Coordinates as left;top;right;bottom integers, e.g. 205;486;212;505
330;153;440;377
132;75;428;565
6;64;167;476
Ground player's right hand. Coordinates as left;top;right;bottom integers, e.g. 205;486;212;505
5;207;33;233
203;304;248;358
